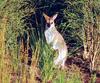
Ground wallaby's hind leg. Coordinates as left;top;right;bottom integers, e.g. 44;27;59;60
61;58;66;68
54;50;67;68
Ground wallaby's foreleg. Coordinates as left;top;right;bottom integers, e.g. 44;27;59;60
52;40;58;50
45;36;50;44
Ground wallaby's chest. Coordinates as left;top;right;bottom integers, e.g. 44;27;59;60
45;28;55;37
45;30;52;37
44;28;56;44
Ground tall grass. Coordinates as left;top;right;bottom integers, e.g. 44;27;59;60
1;0;98;83
0;0;83;83
29;39;83;83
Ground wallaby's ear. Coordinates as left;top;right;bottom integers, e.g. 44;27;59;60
43;13;50;22
52;13;58;20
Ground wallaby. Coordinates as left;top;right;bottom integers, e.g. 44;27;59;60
43;13;68;68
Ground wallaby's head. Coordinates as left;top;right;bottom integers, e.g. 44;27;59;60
43;13;58;29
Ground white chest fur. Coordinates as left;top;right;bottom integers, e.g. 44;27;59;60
44;27;55;44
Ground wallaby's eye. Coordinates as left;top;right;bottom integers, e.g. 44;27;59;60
51;22;53;24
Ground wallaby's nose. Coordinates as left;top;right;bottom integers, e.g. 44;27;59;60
47;23;50;27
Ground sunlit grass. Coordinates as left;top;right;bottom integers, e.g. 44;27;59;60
0;0;99;83
30;41;82;83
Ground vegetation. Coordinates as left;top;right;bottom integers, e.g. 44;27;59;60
0;0;100;83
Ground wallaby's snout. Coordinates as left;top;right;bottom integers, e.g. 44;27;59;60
46;23;50;27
